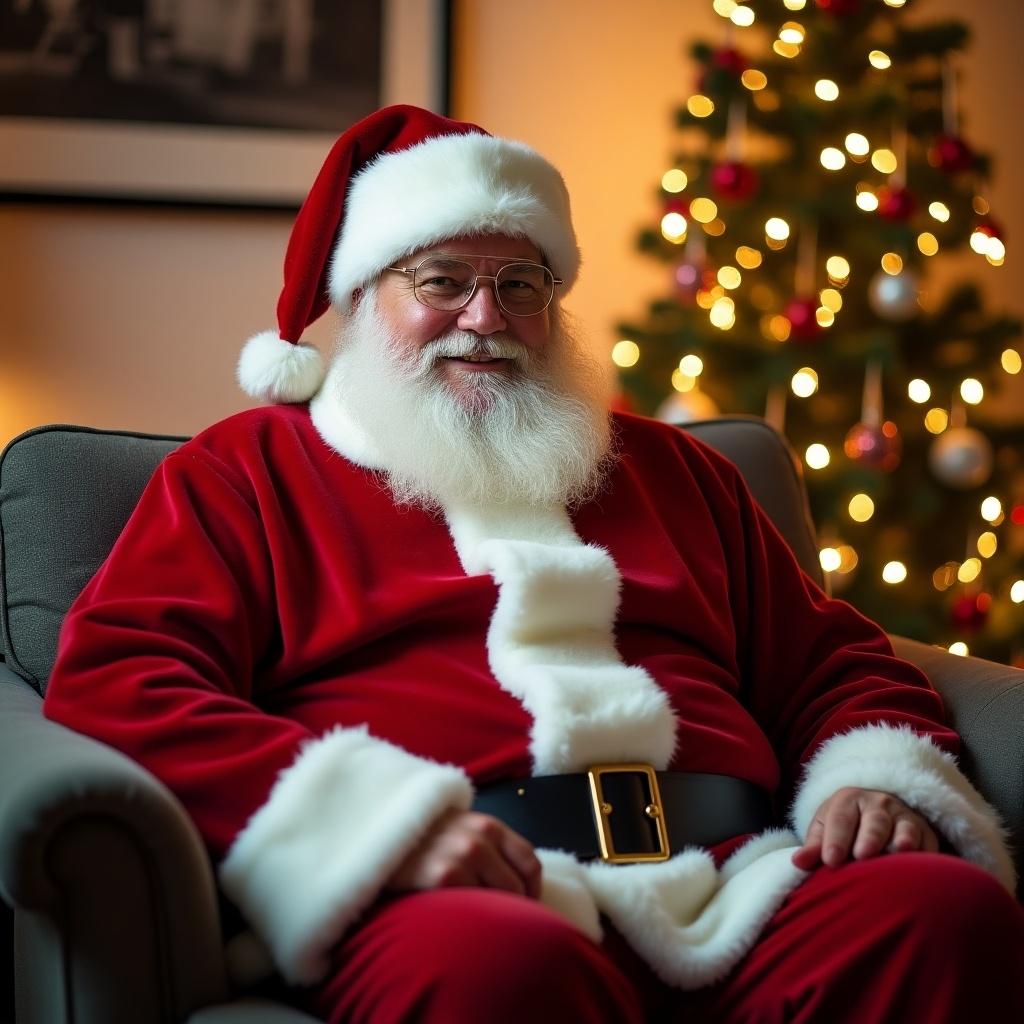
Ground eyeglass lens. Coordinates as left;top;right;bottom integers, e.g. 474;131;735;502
413;257;554;316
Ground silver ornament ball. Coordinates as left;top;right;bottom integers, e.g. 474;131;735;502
868;269;921;322
928;427;994;489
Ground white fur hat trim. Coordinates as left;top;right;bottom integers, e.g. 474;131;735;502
328;133;580;312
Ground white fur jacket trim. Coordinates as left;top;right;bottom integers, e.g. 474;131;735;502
219;725;473;986
789;723;1016;892
446;500;678;773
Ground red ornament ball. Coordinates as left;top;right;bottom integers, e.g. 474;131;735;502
711;46;747;77
784;297;822;343
710;161;759;202
950;592;991;634
876;185;916;222
663;196;689;217
815;0;862;14
975;218;1005;242
844;420;902;472
928;133;976;174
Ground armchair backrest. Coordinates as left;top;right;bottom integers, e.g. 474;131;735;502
684;416;823;587
0;425;185;692
0;417;818;694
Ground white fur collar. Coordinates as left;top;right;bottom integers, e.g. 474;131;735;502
445;500;678;774
309;361;384;470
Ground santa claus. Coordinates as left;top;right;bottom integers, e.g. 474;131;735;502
45;106;1023;1022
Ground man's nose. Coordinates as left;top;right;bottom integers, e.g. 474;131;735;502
456;279;508;335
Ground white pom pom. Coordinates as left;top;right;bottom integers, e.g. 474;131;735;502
237;330;326;404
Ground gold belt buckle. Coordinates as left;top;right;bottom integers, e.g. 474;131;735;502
587;763;671;864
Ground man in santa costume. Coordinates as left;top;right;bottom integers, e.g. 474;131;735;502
45;105;1023;1022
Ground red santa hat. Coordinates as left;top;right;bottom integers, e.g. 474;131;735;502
237;104;580;404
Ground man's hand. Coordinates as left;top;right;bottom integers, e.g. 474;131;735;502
792;787;939;870
386;809;542;898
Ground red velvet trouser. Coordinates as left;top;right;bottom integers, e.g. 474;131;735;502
299;853;1024;1023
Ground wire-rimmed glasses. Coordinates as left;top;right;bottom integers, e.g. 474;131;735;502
385;254;561;317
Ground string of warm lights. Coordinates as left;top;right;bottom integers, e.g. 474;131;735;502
615;0;1023;661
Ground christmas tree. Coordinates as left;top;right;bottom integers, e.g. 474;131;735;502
615;0;1024;665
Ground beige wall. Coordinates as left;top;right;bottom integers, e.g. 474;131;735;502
2;0;1021;445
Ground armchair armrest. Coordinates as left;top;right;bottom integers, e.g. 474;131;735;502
0;663;230;1023
890;635;1024;891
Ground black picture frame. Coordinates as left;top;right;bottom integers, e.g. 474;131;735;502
0;0;451;207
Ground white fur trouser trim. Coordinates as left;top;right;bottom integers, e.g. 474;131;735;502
219;726;473;985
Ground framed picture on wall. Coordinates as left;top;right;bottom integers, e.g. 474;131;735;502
0;0;450;206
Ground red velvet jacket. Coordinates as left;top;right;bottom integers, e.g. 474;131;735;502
44;405;954;861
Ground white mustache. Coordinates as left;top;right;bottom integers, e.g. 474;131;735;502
419;333;529;364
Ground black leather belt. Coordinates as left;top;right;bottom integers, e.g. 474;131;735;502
472;765;775;863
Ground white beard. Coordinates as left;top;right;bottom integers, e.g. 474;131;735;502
321;291;616;511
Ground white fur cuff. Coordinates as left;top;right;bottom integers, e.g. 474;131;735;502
219;726;473;985
789;723;1015;891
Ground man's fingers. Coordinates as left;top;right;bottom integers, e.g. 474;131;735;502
888;815;941;854
454;816;529;894
499;827;543;899
821;801;862;866
851;806;896;860
794;789;943;871
888;815;923;852
791;840;822;870
791;817;825;869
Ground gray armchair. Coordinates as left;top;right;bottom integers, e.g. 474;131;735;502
1;418;1021;1023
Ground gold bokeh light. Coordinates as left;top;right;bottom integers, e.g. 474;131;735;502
806;444;830;470
679;354;704;377
907;379;931;404
661;212;688;243
718;266;742;289
1001;349;1022;374
845;133;870;157
690;197;718;224
791;368;819;398
881;252;903;275
820;288;843;312
736;246;763;269
871;149;898;174
849;494;875;522
687;95;715;118
662;168;688;193
958;558;982;584
924;408;949;434
882;561;907;584
814;79;839;101
611;340;640;367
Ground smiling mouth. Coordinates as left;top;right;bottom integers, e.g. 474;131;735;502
445;354;511;367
